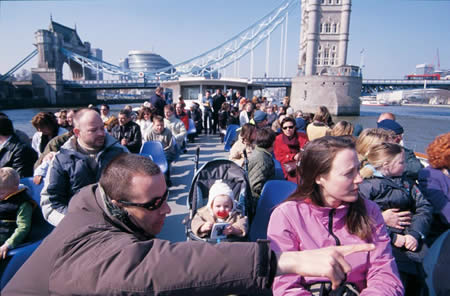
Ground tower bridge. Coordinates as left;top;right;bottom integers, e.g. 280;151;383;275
2;0;448;112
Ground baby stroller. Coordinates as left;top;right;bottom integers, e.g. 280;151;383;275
184;147;253;243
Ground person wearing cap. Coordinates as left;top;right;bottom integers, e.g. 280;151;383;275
191;180;248;238
377;119;423;180
251;110;269;128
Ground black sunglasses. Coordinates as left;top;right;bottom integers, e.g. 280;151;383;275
282;125;295;130
117;189;169;211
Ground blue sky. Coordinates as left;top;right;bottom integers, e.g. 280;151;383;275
0;0;449;79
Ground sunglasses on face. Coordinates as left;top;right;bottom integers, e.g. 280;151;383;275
117;189;168;211
282;125;295;130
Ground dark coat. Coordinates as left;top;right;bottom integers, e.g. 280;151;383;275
3;184;275;295
418;167;450;243
149;93;166;117
0;134;37;178
212;94;226;114
111;121;142;153
359;175;433;243
403;147;423;181
248;146;275;200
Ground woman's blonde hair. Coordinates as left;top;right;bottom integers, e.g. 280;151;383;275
328;120;354;137
360;142;403;179
356;128;395;161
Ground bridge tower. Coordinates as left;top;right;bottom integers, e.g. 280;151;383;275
290;0;361;115
32;20;97;105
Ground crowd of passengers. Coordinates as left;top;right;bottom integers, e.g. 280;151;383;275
0;86;449;295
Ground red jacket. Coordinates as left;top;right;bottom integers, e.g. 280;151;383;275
178;113;189;130
273;132;308;180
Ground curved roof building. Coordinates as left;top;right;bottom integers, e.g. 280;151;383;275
127;50;172;74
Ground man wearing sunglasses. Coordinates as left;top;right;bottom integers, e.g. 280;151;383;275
4;154;376;295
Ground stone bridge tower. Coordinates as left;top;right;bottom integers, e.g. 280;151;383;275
32;20;97;105
290;0;362;115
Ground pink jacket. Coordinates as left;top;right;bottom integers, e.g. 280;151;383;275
267;199;403;296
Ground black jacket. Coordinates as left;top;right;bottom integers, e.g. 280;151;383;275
0;134;37;178
403;147;423;181
111;121;142;153
359;175;433;243
149;94;166;117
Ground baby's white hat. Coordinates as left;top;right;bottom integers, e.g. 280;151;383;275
207;180;234;209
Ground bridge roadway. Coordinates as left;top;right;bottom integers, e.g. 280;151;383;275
157;132;228;243
64;77;450;91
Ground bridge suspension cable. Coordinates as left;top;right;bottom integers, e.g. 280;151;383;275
0;49;37;81
59;0;299;80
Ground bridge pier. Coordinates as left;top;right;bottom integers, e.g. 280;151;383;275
290;75;361;116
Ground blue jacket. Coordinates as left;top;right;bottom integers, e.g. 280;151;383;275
40;134;128;226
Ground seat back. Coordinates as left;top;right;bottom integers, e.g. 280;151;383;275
224;124;239;152
187;118;197;135
0;240;42;289
19;177;54;243
272;158;285;180
249;180;297;241
0;178;55;288
139;141;168;173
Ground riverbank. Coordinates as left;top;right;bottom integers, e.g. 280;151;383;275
402;103;450;108
0;98;148;110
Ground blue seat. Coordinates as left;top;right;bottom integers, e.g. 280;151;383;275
272;158;285;180
139;141;168;173
0;240;42;289
249;180;297;242
224;124;239;152
423;230;450;296
0;177;54;288
187;118;197;135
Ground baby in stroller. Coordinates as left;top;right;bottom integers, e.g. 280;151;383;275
191;180;248;239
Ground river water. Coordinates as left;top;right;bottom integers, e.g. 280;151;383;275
2;104;449;153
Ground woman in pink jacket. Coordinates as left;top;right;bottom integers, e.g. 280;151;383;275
267;136;403;295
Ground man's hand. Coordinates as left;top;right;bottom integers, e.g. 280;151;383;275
276;244;375;290
0;243;9;260
121;139;128;146
404;234;418;251
382;208;411;229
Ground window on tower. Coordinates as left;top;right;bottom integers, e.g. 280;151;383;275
319;24;323;33
333;23;337;33
324;49;329;65
325;23;331;33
